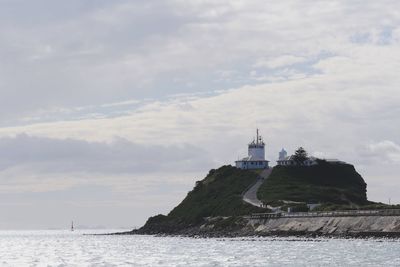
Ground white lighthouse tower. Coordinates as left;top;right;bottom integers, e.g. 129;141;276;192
248;129;265;160
235;129;269;170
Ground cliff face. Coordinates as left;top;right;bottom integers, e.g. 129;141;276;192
258;162;368;206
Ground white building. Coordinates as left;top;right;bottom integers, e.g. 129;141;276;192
235;129;269;170
277;154;319;166
276;154;296;166
277;150;346;166
279;148;287;160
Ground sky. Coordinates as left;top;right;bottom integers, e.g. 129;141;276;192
1;0;400;229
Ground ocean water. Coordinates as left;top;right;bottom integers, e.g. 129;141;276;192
0;230;400;266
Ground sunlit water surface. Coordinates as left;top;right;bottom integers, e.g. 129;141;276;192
0;230;400;266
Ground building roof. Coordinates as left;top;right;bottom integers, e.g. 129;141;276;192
236;155;269;162
277;155;295;162
325;159;346;164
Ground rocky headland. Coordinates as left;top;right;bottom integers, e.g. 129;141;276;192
127;164;400;238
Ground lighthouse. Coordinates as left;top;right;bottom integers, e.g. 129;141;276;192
279;148;287;160
248;129;265;160
235;129;269;170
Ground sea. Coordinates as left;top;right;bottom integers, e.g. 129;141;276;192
0;230;399;266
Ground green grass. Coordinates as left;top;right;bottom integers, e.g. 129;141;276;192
314;202;400;211
257;162;368;205
141;165;264;230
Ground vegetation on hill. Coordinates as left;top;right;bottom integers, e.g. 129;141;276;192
313;202;399;211
257;161;368;206
140;165;264;232
293;147;308;165
139;160;372;233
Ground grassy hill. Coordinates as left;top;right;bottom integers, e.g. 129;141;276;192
140;165;264;232
257;161;368;206
139;162;370;233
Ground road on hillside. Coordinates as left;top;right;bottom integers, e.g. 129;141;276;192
243;168;272;208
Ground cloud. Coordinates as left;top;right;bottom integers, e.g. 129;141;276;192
254;55;307;69
0;134;208;229
0;0;400;227
1;0;399;124
0;134;212;173
0;134;213;193
359;141;400;164
0;132;211;228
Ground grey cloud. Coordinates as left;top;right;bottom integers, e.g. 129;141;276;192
1;0;400;228
0;134;213;174
357;141;400;165
0;183;190;229
1;1;400;124
0;134;209;229
0;0;193;122
0;133;205;229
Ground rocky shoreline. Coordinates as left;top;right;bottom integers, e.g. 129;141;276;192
114;228;400;239
113;215;400;239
